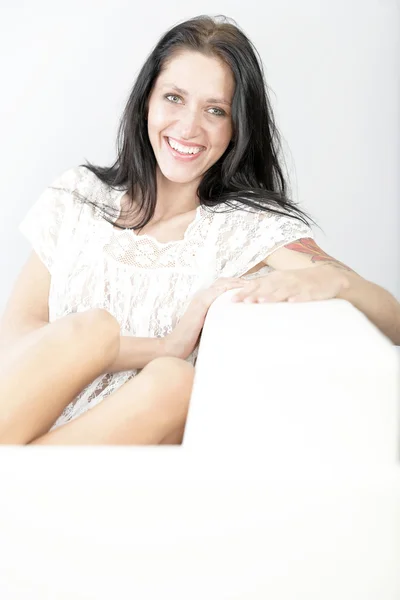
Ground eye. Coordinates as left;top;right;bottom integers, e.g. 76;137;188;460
165;94;182;104
164;94;226;117
208;107;226;117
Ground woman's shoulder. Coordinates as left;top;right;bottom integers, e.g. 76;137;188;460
49;165;105;197
209;200;315;278
210;200;312;235
46;165;88;193
46;166;125;222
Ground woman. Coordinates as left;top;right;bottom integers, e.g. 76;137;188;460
0;15;398;445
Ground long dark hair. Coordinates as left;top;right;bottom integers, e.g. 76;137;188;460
80;14;320;232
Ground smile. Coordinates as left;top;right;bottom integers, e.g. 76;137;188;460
164;137;205;162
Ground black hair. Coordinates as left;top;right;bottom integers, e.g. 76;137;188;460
79;14;320;232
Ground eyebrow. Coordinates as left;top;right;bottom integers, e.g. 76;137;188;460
161;83;232;107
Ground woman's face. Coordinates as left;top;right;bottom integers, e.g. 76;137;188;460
146;50;235;185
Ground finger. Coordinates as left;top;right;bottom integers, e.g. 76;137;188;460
233;287;290;303
217;282;246;293
261;288;293;302
230;282;261;302
231;294;259;303
217;277;245;284
213;280;245;290
210;284;244;302
287;292;315;302
243;296;258;303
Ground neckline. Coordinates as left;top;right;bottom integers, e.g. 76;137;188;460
109;189;204;248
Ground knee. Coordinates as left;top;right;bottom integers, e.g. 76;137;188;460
143;357;195;420
144;356;195;387
62;308;120;363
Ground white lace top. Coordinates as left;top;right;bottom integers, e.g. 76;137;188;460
19;166;315;430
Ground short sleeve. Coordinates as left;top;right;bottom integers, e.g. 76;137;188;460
215;203;316;278
18;166;83;274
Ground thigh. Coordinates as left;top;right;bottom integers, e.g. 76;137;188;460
31;357;195;445
0;309;120;444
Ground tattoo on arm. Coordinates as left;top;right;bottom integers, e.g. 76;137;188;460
285;238;355;272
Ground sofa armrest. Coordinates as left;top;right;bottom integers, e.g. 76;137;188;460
184;290;399;467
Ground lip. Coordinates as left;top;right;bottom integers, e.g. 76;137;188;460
167;136;206;149
163;136;205;162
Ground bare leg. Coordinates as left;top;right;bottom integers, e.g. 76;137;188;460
0;309;120;444
31;357;194;445
160;420;187;445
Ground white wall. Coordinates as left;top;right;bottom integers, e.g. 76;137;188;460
1;0;399;314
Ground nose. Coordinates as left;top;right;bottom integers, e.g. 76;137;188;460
178;107;202;140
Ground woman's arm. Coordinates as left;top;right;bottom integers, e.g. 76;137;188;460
106;335;174;373
0;252;176;372
263;238;400;345
337;270;400;346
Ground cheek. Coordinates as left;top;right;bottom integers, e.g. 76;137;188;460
211;122;232;150
148;104;171;132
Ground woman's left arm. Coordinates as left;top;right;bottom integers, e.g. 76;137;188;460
232;238;400;345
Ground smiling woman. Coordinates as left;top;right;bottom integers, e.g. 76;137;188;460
145;50;235;189
3;13;397;446
76;14;317;233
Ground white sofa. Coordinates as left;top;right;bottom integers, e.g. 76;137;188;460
185;290;399;468
0;295;399;599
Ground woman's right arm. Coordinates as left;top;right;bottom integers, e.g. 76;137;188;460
107;277;246;373
0;253;245;372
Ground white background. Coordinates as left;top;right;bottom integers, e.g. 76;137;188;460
0;3;399;598
0;0;399;314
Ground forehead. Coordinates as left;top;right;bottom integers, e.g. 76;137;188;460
157;50;235;96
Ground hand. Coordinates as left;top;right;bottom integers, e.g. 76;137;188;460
165;278;246;359
231;265;351;304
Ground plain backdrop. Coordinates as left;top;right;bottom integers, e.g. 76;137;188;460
0;5;399;598
0;0;399;315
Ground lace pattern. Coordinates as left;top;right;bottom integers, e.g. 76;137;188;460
18;166;315;430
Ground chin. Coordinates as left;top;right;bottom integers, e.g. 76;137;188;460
164;174;199;185
158;165;203;185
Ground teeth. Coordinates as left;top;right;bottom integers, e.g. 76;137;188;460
168;138;203;155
